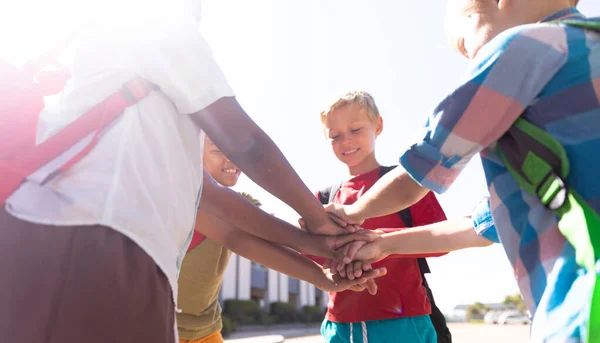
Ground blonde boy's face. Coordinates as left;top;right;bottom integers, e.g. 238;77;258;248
203;136;241;187
324;104;382;169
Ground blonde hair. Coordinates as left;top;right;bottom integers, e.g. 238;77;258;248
320;90;380;124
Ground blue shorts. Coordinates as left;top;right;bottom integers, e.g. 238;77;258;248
321;316;437;343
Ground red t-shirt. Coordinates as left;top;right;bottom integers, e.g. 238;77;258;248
315;167;448;323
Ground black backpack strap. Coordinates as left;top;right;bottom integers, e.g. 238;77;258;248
379;166;428;272
378;167;449;341
318;186;331;205
318;183;342;205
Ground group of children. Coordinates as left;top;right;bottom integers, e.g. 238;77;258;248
0;0;597;343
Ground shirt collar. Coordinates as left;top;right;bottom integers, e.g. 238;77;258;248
540;7;585;23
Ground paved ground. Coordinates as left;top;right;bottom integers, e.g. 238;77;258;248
226;323;531;343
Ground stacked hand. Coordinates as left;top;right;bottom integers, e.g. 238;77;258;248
299;204;390;295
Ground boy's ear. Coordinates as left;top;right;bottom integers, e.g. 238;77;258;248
375;116;383;136
497;0;509;10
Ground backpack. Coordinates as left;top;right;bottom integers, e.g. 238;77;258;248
497;18;600;343
0;38;156;205
318;165;452;343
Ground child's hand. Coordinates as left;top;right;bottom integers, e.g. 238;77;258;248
324;203;364;226
299;215;360;236
350;238;388;265
326;230;384;273
305;230;379;264
346;279;379;295
318;266;387;293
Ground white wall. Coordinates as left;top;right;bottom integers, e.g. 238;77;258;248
238;256;251;300
279;273;289;303
267;269;279;303
221;253;238;300
308;284;316;306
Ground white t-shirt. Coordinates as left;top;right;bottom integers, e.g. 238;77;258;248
5;1;234;305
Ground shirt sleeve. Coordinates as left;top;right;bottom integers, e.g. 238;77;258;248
127;9;235;115
472;196;500;243
399;24;568;194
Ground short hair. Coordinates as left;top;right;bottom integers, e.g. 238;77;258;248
320;90;380;124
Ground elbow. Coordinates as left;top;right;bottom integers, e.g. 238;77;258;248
474;236;494;248
220;230;242;251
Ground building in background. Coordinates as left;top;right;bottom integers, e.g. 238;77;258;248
219;254;328;311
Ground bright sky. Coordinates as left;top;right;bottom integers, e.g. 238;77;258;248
2;0;599;313
199;0;600;312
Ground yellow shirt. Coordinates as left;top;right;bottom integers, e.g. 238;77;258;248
177;238;232;340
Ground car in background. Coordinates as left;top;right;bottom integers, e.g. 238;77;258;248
484;311;502;324
498;311;531;325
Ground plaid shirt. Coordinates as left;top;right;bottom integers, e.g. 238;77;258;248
400;8;597;343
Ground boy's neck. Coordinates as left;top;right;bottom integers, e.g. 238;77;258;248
520;1;573;24
347;154;380;177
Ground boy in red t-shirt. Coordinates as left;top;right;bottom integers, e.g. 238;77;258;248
313;91;449;343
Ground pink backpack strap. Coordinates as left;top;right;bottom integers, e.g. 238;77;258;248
0;78;157;203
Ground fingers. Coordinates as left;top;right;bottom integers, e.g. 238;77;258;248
348;224;362;232
362;263;372;271
345;263;354;280
323;259;332;269
365;279;378;295
298;218;307;229
353;261;363;278
346;241;366;260
338;250;348;278
348;284;367;292
327;213;348;228
341;244;352;265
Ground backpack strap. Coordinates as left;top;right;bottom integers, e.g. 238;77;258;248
497;119;600;340
318;183;342;205
0;77;157;203
526;19;600;342
378;166;432;274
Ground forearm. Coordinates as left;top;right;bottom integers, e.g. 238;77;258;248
347;167;429;222
376;228;446;258
379;217;493;255
227;232;328;288
193;97;327;225
199;172;309;252
197;211;328;288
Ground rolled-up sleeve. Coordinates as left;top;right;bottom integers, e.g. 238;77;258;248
471;197;499;243
400;25;567;194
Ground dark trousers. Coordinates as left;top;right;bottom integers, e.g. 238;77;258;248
0;208;175;343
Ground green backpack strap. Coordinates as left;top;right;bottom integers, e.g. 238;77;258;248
498;119;600;342
497;17;600;343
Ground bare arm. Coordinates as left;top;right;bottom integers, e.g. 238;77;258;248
199;171;374;262
329;166;430;223
352;217;493;264
192;97;345;234
194;208;387;292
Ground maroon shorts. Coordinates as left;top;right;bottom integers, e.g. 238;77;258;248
0;208;175;343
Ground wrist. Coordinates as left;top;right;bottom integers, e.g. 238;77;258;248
346;204;365;223
378;234;395;258
290;229;313;253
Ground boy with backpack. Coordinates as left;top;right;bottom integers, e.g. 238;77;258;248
177;136;387;343
0;3;370;342
311;91;451;343
326;0;600;342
